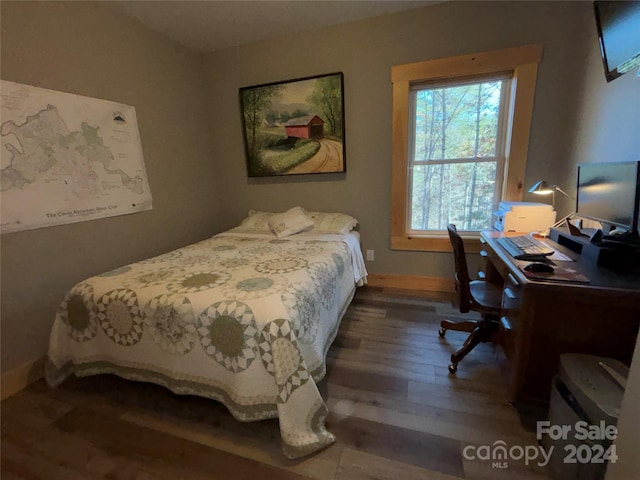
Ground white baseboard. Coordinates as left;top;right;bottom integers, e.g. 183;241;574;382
1;356;46;400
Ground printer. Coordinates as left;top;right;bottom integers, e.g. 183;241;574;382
493;201;556;233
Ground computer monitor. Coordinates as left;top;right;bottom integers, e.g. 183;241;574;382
576;161;640;235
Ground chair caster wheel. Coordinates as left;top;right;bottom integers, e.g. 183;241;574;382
448;363;458;374
439;327;446;337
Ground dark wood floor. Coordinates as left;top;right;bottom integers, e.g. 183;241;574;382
1;287;551;479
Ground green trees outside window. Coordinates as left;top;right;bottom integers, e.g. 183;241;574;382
409;78;509;232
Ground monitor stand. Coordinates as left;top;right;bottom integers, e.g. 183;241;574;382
563;218;601;239
549;227;640;271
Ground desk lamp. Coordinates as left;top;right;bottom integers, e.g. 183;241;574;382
528;181;572;207
528;180;575;228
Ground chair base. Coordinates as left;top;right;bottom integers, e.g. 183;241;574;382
439;315;499;374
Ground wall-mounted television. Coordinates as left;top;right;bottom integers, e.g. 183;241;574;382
594;1;640;82
576;161;640;236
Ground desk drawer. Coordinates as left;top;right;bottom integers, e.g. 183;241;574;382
499;272;523;360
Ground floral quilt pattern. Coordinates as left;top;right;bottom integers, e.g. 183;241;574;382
46;232;359;458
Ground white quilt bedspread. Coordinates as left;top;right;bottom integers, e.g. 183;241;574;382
46;231;367;458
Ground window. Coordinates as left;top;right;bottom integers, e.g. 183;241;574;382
409;76;510;233
391;44;543;252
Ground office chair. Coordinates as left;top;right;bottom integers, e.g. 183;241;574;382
439;224;502;374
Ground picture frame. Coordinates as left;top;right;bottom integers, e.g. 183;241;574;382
239;72;346;177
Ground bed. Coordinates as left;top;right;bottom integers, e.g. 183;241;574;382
46;208;367;459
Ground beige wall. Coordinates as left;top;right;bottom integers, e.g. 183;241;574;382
563;22;640;214
0;1;220;373
567;33;640;165
202;1;595;277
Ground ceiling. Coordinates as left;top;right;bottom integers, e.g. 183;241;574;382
112;1;436;53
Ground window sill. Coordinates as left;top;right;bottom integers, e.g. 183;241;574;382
391;234;483;253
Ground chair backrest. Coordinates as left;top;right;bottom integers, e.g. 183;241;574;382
447;224;472;313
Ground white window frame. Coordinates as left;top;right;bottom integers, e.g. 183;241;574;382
407;75;512;235
391;44;543;252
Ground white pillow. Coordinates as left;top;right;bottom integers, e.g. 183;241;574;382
268;207;314;238
238;210;276;231
308;211;358;235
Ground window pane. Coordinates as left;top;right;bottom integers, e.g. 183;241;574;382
413;81;503;161
410;161;497;231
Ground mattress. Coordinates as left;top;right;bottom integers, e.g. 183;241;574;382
46;229;367;458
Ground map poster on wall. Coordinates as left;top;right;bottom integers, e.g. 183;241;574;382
0;80;152;234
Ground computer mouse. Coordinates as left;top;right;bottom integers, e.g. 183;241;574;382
524;262;555;273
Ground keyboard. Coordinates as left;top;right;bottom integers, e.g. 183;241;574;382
496;235;555;260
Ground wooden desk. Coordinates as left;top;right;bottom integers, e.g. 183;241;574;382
481;230;640;404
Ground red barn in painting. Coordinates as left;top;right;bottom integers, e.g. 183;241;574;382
284;115;324;139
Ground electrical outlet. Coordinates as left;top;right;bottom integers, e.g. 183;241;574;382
366;249;375;261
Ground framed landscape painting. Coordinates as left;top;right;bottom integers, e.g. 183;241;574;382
239;72;346;177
